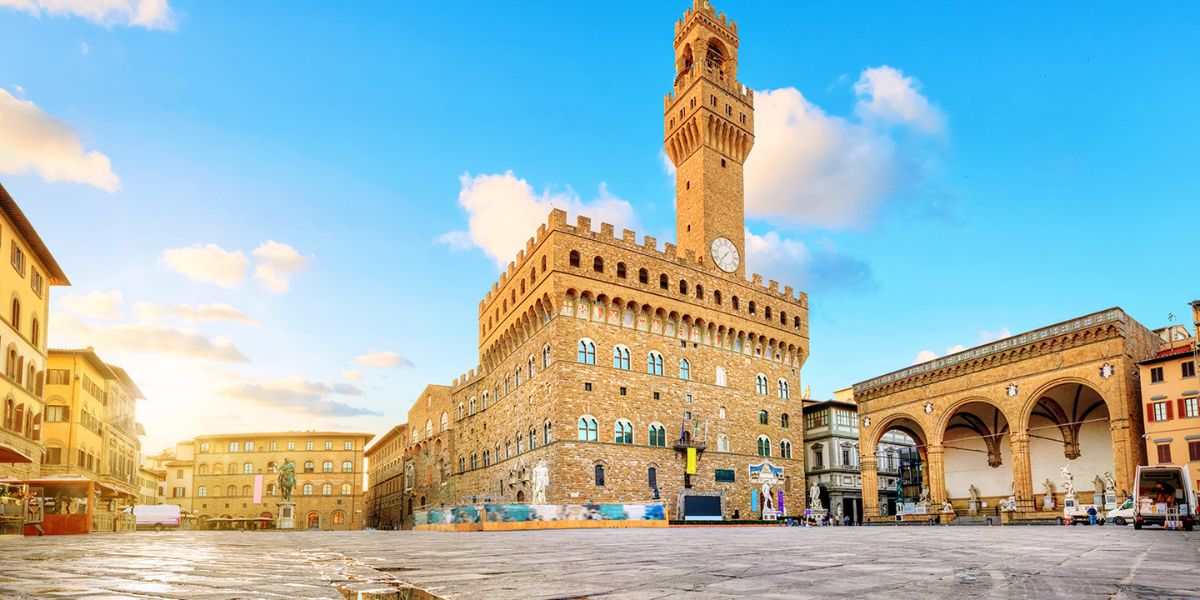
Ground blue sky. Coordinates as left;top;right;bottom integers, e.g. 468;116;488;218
0;1;1196;452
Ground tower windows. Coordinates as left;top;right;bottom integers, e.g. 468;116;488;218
721;158;726;168
781;413;790;428
659;274;669;290
778;379;790;399
755;374;768;395
616;262;627;279
613;345;631;370
577;416;598;441
725;104;732;116
748;301;756;315
679;359;690;380
577;339;596;364
757;435;771;457
614;419;633;444
731;296;739;310
710;95;717;106
647;351;664;376
759;410;769;425
569;251;580;267
593;256;604;273
649;423;666;447
714;291;722;305
765;306;772;320
679;280;688;295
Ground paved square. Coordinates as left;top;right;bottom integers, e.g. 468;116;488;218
0;527;1198;599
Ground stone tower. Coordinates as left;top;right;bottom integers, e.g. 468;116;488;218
664;0;754;278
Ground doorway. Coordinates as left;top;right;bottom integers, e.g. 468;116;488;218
306;512;321;530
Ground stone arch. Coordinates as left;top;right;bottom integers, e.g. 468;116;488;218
1018;378;1116;500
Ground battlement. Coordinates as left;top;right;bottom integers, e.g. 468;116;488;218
664;64;754;111
675;0;738;38
451;366;483;391
478;209;806;315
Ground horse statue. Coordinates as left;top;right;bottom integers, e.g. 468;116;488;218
277;458;297;502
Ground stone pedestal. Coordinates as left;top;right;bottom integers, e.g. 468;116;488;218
1062;493;1077;518
1043;495;1055;511
1104;492;1117;511
968;500;979;516
1092;493;1103;508
277;502;295;530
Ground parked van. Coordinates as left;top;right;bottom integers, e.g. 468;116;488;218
1132;465;1195;531
131;504;181;532
1106;498;1134;526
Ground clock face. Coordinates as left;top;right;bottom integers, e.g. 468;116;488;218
710;237;740;273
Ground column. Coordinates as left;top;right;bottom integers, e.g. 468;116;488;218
860;455;879;519
1109;416;1133;500
1010;431;1034;512
926;443;946;505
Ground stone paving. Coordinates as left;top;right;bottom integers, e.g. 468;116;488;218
0;526;1198;599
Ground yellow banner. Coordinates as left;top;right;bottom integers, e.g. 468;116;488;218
686;447;697;474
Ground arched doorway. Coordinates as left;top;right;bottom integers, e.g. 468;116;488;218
306;511;321;530
941;400;1012;507
516;490;525;503
1025;382;1115;505
865;416;926;518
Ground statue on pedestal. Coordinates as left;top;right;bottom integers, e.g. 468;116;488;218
918;484;930;505
761;481;774;513
1104;472;1116;494
1060;464;1075;497
531;460;549;504
1092;474;1106;495
809;482;823;511
1042;478;1057;509
941;500;954;513
968;484;980;505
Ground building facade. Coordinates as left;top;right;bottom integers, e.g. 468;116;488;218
803;389;915;524
364;423;407;529
394;1;810;525
1138;302;1200;491
41;348;146;531
148;441;196;517
854;308;1159;520
189;432;373;530
0;184;70;480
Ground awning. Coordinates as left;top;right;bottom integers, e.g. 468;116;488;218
0;442;33;464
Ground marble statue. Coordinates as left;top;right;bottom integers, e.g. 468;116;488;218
1043;478;1056;496
810;482;823;511
1093;474;1106;495
941;500;954;513
761;481;774;512
277;458;296;502
531;460;549;504
968;484;980;504
918;484;930;505
1060;464;1075;496
999;496;1018;512
1104;472;1116;494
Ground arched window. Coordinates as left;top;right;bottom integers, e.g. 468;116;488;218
514;366;522;387
780;311;787;325
242;485;252;496
616;262;627;278
749;301;757;315
483;450;491;467
648;423;666;447
542;344;551;368
778;379;790;399
469;397;477;415
577;416;597;441
695;284;703;300
679;280;688;295
440;412;449;432
457;403;464;420
780;439;793;459
612;345;630;370
227;484;237;496
765;306;772;320
267;483;276;496
197;464;209;475
424;419;432;438
213;464;224;475
647;351;664;376
714;290;722;305
198;486;208;497
757;435;771;457
228;441;239;452
679;359;690;380
638;268;649;284
322;483;332;496
593;256;604;273
528;356;535;379
243;462;253;474
10;298;19;331
719;406;726;419
812;444;825;468
781;413;790;428
30;318;39;347
483;391;490;409
227;462;237;474
304;461;314;473
332;510;346;524
648;466;658;490
659;274;669;290
715;367;727;387
577;339;596;364
759;410;769;425
342;460;353;473
755;374;769;395
569;251;580;267
528;427;536;450
267;462;276;473
717;434;730;452
594;464;605;486
731;296;739;310
543;420;553;445
614;419;633;444
794;316;801;330
323;461;333;473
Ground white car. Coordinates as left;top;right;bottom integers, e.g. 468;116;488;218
1106;498;1134;526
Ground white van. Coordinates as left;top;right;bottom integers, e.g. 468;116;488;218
132;504;182;531
1132;465;1195;531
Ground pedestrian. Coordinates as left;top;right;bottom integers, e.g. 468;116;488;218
1087;505;1097;526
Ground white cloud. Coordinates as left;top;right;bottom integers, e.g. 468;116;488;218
854;66;944;134
80;41;90;55
0;0;175;30
441;171;635;268
131;301;162;321
134;301;258;325
341;369;364;382
161;244;249;288
744;230;874;294
220;378;380;417
354;350;412;369
744;66;943;230
51;313;249;362
0;87;119;191
252;240;311;294
980;327;1012;344
57;290;123;320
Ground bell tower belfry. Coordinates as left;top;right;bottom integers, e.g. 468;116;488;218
664;0;754;277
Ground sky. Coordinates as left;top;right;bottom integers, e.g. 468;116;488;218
0;1;1196;454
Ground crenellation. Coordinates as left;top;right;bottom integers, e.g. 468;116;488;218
663;242;675;256
600;222;614;238
622;229;636;243
643;235;657;251
576;215;592;232
768;280;779;293
751;273;763;286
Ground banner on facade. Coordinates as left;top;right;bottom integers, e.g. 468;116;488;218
686;448;697;474
252;475;263;504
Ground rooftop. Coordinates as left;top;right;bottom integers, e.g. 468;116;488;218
0;181;69;285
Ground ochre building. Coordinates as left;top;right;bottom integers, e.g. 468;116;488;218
388;0;810;526
854;308;1159;520
189;432;373;530
1138;301;1200;491
0;184;70;480
364;423;408;530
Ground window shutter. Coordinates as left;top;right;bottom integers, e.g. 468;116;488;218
1180;398;1188;418
1166;401;1174;420
1146;403;1156;422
